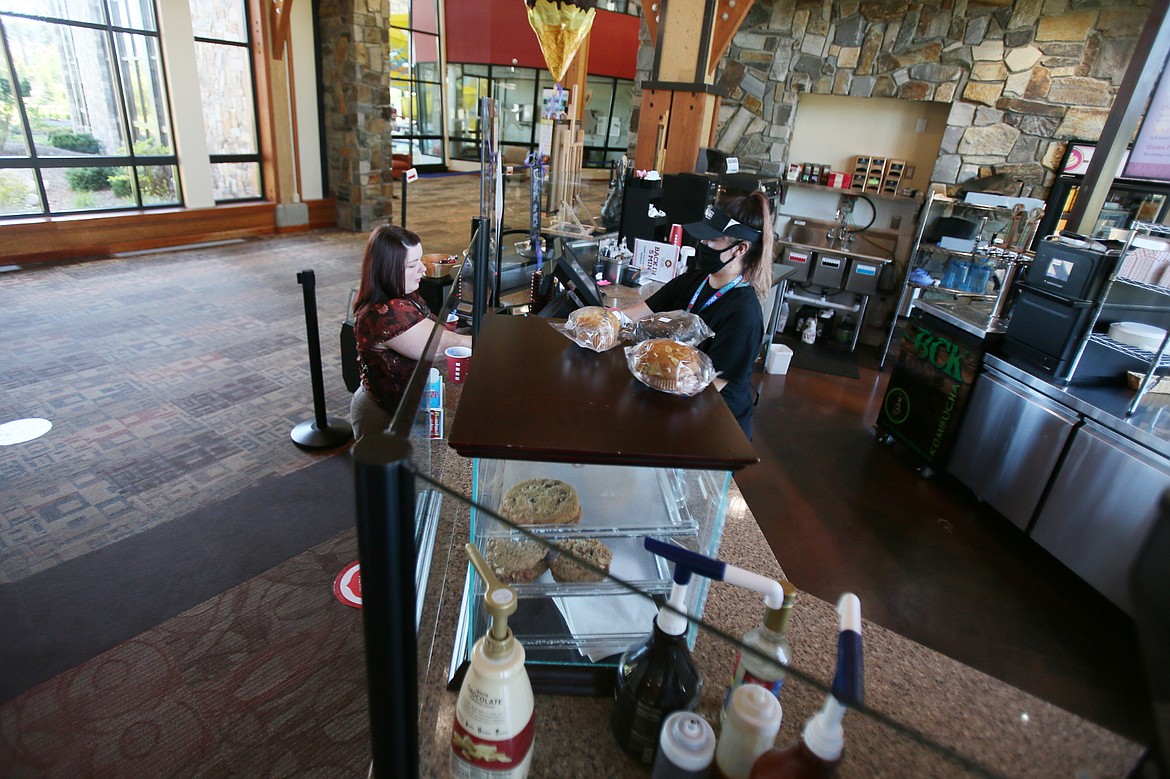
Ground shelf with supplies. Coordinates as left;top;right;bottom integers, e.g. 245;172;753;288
783;178;923;203
879;191;1042;369
1063;221;1170;414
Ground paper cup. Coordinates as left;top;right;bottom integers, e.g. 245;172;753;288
765;344;793;375
445;346;472;383
445;313;459;331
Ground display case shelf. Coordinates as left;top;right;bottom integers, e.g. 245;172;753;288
472;460;703;539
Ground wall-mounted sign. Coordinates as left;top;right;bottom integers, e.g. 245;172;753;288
1062;142;1130;177
1124;56;1170;181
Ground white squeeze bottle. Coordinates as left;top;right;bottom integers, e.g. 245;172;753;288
451;543;535;779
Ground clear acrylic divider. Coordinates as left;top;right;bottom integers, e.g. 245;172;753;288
367;234;1143;777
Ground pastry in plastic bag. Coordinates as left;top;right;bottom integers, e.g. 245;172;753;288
626;338;716;396
550;305;621;351
630;309;715;347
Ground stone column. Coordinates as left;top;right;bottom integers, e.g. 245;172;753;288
318;0;397;232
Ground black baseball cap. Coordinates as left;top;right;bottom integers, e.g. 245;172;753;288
683;204;762;242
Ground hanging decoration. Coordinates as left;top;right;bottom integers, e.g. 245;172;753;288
524;0;597;84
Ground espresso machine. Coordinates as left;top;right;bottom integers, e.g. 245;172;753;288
1002;234;1123;376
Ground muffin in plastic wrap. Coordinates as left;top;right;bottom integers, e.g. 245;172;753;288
550;306;622;352
629;309;714;347
626;339;716;396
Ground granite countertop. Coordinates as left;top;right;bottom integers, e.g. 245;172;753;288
412;364;1143;778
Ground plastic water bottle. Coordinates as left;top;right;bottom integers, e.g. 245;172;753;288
966;259;992;294
941;258;968;290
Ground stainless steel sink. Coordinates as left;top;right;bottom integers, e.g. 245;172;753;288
779;218;891;264
784;218;849;251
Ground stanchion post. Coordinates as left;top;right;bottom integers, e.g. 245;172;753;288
401;172;408;227
354;433;418;778
291;269;352;449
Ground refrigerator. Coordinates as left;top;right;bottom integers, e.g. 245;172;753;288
1037;141;1170;241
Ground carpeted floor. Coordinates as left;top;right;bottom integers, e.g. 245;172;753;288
0;454;355;702
0;527;369;777
0;174;606;585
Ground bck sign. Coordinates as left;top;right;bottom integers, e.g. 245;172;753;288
910;326;964;381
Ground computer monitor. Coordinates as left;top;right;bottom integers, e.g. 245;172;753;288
535;238;605;317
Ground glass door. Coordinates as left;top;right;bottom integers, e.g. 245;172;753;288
389;0;444;170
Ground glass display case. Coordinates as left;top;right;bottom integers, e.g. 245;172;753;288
447;314;756;693
459;458;732;677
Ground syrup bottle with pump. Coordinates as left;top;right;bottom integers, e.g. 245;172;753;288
750;593;864;779
451;543;535;779
725;579;797;712
611;546;703;766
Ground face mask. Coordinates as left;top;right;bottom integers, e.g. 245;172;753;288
696;243;733;274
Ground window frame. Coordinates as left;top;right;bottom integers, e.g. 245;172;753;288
189;0;265;204
0;3;183;218
446;64;633;168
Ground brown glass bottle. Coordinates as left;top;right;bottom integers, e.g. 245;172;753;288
611;621;703;766
749;739;840;778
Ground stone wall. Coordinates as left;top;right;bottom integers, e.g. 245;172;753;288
638;0;1151;199
318;0;397;232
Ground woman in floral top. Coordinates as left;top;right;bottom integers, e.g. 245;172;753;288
349;224;471;442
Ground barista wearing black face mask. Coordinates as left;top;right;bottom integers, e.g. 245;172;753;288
623;192;774;439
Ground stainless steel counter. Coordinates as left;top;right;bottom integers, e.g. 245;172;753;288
916;299;1006;339
775;238;892;265
984;353;1170;459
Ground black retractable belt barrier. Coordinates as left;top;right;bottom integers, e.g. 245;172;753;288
401;173;408;228
291;269;352;449
354;434;419;778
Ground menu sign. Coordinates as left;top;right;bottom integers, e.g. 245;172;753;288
1124;59;1170;181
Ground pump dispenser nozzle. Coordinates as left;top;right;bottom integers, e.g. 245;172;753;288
800;593;864;763
466;543;518;658
644;537;787;608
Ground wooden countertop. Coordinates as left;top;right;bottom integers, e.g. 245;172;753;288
448;315;758;470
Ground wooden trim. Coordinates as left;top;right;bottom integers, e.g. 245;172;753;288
271;0;294;59
250;0;280;203
307;197;337;228
707;0;755;78
3;203;277;265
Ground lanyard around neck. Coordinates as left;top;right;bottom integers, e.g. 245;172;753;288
687;274;745;313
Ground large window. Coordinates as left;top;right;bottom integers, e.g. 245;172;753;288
446;63;633;168
391;0;444;168
188;0;261;201
0;0;179;217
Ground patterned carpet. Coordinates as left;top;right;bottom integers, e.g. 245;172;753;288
0;172;608;775
0;173;605;583
0;231;362;582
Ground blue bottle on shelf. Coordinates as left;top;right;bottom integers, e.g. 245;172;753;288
941;258;968;290
966;261;991;294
